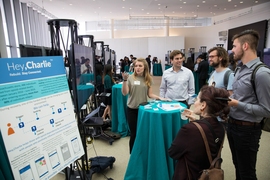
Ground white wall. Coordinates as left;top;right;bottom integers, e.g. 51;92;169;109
85;1;270;57
0;8;7;58
99;36;185;72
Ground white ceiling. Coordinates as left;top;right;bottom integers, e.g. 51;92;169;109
20;0;269;22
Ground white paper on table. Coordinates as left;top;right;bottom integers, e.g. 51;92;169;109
158;103;186;111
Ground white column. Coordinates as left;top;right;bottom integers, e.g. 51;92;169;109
110;19;114;39
164;17;169;36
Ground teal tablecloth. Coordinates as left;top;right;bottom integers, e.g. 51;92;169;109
77;84;94;109
111;84;129;136
124;66;130;72
124;102;188;180
153;63;163;76
165;64;172;70
193;72;200;94
0;134;14;179
80;73;94;85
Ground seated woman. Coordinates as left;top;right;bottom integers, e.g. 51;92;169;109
168;86;230;180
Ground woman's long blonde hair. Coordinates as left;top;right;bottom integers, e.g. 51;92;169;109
132;58;152;88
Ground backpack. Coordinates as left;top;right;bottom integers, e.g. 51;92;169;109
250;63;270;131
223;69;233;88
89;156;115;173
186;122;225;180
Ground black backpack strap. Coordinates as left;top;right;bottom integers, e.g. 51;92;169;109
251;63;268;99
223;69;233;88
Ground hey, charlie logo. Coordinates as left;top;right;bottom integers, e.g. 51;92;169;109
7;60;52;71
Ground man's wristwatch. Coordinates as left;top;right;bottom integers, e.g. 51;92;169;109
123;79;127;81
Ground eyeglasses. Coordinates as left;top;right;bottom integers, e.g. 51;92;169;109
208;55;218;59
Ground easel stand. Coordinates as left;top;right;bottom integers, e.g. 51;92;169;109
47;19;90;180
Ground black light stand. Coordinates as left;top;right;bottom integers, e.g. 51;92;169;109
47;19;91;180
94;41;105;66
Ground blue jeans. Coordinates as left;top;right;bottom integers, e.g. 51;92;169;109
227;122;262;180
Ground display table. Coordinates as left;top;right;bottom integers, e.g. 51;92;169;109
111;83;129;137
77;84;94;109
124;102;188;180
153;63;163;76
165;64;172;70
0;135;13;179
124;65;130;72
193;72;199;94
80;73;94;85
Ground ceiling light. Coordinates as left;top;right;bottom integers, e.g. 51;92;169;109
69;4;72;5
234;5;237;7
147;12;150;14
255;1;258;3
228;0;231;2
158;4;161;5
129;8;132;9
122;7;125;8
180;7;182;8
141;9;144;11
197;5;200;7
123;0;125;1
202;1;205;3
172;11;175;13
183;2;186;4
240;1;243;3
224;8;226;10
214;5;217;7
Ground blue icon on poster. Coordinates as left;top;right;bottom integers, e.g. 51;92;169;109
52;107;55;114
18;122;24;128
58;108;62;113
50;119;54;127
31;126;37;135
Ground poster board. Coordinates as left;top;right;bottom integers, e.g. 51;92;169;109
0;56;84;180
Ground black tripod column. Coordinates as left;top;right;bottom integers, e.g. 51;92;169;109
47;19;91;179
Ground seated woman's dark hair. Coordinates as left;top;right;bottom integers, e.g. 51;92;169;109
199;86;230;121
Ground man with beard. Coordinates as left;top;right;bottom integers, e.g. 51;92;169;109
160;50;195;108
207;47;234;95
228;29;270;180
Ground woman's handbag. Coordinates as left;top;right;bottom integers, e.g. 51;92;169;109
186;122;225;180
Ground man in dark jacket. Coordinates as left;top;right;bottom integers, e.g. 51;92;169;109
146;55;151;74
197;54;209;90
